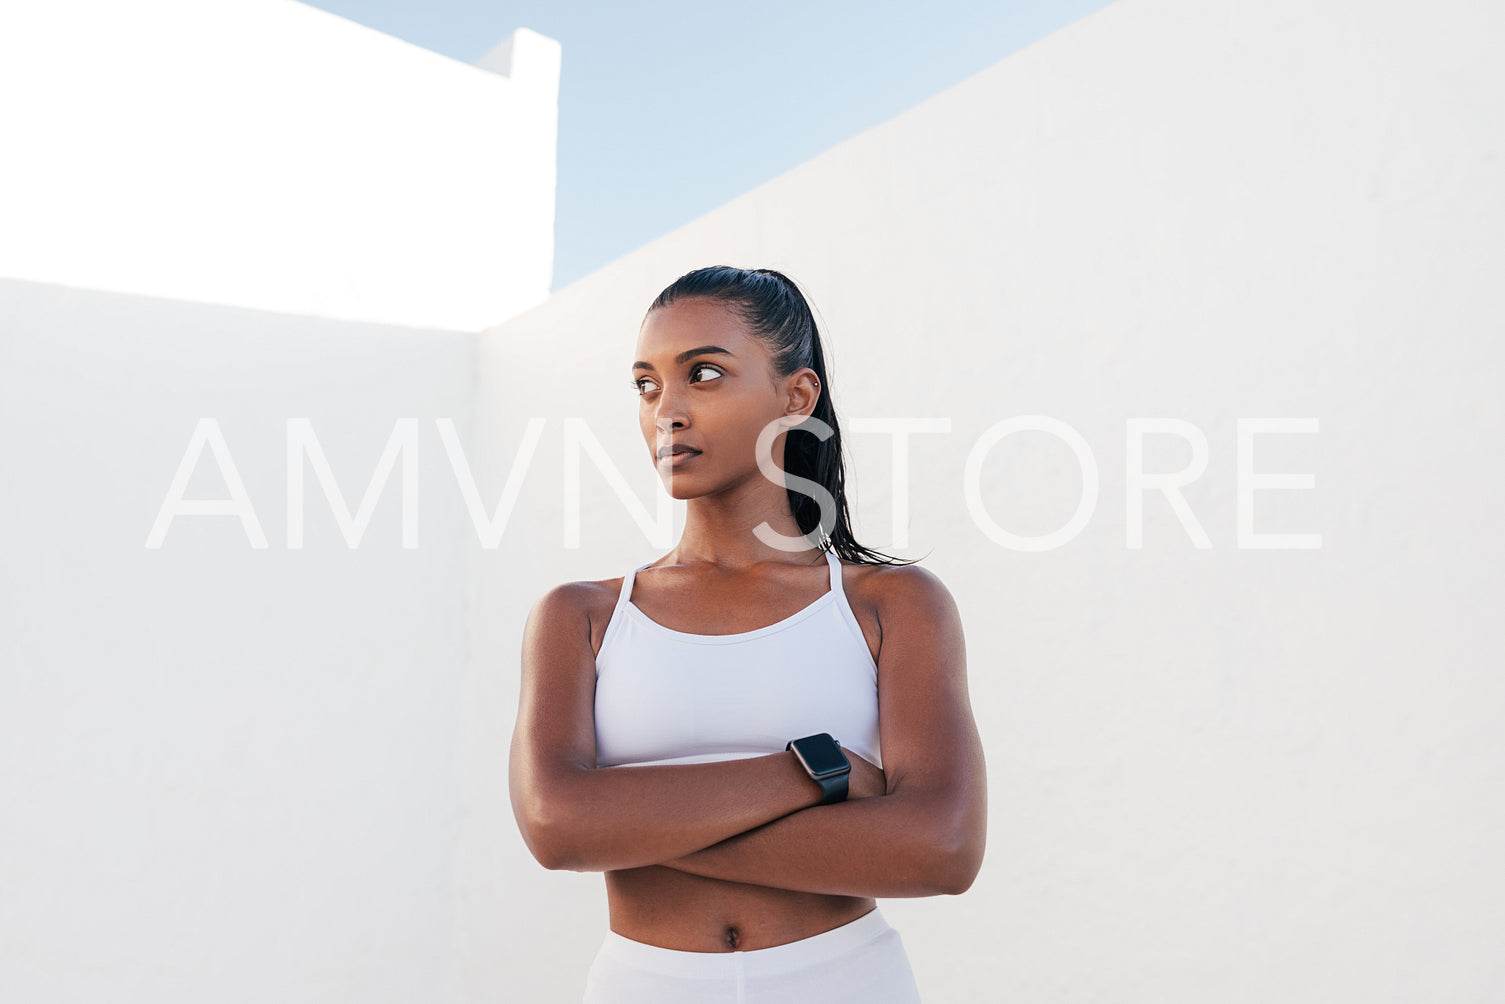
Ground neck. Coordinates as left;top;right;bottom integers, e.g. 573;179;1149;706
669;479;825;569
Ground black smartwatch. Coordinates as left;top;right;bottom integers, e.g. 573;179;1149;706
786;732;851;804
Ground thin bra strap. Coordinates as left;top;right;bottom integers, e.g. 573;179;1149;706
825;549;843;598
617;561;651;611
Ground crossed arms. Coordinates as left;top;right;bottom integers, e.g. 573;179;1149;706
508;564;987;899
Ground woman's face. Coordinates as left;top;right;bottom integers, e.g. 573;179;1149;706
632;297;813;498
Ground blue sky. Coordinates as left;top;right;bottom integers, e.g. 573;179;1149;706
300;0;1113;294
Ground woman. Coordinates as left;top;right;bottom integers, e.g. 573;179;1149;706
510;266;987;1002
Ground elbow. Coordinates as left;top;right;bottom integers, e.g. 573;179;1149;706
517;806;568;871
511;754;617;872
524;821;574;872
937;850;980;896
930;818;985;896
513;780;584;872
893;786;985;896
524;810;593;872
898;824;974;896
534;785;611;872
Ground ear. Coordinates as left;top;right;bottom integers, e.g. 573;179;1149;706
780;367;822;424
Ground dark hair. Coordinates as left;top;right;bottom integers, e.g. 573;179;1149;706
646;265;925;566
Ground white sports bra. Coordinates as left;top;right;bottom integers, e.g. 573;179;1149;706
594;550;881;769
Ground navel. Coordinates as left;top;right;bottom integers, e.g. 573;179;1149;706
724;924;740;950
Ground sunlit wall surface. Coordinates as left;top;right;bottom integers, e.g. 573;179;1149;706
0;0;560;331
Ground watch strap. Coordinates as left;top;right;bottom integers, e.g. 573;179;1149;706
810;769;849;805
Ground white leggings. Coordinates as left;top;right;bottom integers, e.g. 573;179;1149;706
581;905;923;1003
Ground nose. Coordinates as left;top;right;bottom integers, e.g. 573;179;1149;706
652;389;690;434
654;413;687;435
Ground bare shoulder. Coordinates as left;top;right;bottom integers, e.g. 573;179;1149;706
837;559;962;659
843;560;957;615
523;574;625;660
526;576;611;616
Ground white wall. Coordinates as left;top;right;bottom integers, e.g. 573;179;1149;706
466;0;1503;1000
0;278;478;1002
0;1;559;332
0;5;547;999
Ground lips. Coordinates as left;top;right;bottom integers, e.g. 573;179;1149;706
657;445;701;459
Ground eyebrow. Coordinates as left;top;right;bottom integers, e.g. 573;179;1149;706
632;345;735;372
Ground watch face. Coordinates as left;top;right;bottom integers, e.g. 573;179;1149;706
792;733;849;776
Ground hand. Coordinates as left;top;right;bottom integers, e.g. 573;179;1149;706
841;745;888;800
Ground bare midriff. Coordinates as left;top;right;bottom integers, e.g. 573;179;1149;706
604;865;876;952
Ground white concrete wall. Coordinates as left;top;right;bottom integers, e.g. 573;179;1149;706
467;0;1503;1001
0;5;542;1000
0;1;559;332
0;277;477;1002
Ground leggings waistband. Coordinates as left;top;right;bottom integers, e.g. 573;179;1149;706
598;906;894;980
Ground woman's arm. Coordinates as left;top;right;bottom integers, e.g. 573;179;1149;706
653;564;988;898
509;582;828;872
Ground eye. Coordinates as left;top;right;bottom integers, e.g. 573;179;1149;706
629;364;722;397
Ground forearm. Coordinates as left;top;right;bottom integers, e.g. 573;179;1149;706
520;752;821;872
654;786;966;898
